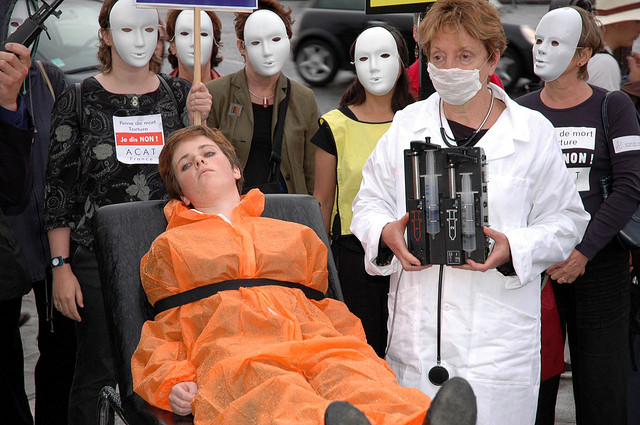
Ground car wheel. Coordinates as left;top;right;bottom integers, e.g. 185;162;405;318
295;39;339;87
495;47;522;92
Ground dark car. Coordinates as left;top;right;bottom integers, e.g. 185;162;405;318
292;0;538;92
35;0;102;84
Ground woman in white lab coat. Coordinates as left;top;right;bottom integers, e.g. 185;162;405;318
350;0;590;424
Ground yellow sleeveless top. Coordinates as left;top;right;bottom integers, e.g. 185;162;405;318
321;108;391;236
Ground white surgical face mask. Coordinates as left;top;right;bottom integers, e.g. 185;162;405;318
354;27;400;96
533;7;582;82
8;1;30;38
174;10;214;69
427;58;488;106
243;9;290;77
109;0;158;68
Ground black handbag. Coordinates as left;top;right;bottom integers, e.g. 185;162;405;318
599;174;640;249
600;90;640;249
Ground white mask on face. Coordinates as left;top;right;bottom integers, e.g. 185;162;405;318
354;27;400;96
8;1;30;38
174;10;214;69
243;9;290;77
533;8;582;82
427;58;489;106
108;0;158;68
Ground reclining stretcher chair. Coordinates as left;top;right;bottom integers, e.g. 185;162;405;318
94;194;344;425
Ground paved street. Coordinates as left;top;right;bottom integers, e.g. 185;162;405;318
19;1;579;424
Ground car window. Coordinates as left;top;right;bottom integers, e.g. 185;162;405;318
36;0;101;74
314;0;365;11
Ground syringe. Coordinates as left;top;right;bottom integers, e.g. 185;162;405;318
460;172;476;254
424;149;440;236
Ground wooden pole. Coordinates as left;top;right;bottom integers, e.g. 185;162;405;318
193;7;202;125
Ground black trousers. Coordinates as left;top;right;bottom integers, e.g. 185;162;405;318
629;334;640;424
554;243;630;425
0;295;34;425
332;235;389;358
32;276;77;425
535;374;560;425
67;246;116;425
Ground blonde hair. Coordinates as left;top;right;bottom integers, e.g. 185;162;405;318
418;0;506;61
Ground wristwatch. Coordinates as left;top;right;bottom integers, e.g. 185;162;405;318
50;256;70;269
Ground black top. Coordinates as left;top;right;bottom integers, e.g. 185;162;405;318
0;112;32;208
312;105;356;156
518;86;640;258
244;103;274;190
44;75;190;251
0;114;33;299
5;61;68;282
447;120;488;146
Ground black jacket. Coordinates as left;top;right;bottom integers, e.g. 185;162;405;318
0;117;34;300
4;62;68;282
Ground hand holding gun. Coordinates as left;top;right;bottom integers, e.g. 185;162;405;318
0;0;64;52
0;43;31;111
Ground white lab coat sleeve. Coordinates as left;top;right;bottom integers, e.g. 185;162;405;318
504;123;590;286
351;120;404;277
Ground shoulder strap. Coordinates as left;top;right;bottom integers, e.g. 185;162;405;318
267;78;291;183
36;60;56;101
153;277;325;316
601;90;615;143
157;74;180;114
602;90;640;143
75;82;82;130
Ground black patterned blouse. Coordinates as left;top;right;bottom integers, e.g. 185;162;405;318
44;74;191;251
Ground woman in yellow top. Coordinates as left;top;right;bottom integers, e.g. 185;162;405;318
312;25;413;356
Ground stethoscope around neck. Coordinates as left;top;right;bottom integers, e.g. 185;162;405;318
439;86;495;148
428;264;449;386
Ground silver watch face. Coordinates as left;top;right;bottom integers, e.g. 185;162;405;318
51;257;62;267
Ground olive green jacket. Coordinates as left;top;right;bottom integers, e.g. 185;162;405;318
205;70;319;194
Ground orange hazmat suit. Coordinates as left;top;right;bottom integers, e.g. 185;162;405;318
132;190;430;425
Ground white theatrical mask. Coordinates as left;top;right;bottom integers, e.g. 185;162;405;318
243;9;290;77
533;7;582;82
354;27;400;96
8;1;30;38
108;0;158;68
174;10;214;69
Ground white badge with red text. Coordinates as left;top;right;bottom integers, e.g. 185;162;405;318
113;114;164;164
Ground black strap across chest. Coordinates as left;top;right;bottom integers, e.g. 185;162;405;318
153;278;325;316
267;78;291;183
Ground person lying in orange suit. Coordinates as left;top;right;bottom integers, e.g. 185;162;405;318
131;125;477;425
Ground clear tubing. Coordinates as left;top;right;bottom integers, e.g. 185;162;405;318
424;150;440;235
412;154;420;199
460;172;476;254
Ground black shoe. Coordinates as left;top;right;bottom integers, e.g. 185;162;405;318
324;401;371;425
425;377;477;425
